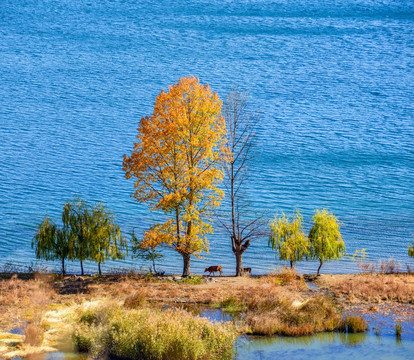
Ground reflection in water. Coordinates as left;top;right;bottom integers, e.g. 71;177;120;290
236;331;414;360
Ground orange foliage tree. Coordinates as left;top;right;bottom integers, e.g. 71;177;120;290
123;76;228;276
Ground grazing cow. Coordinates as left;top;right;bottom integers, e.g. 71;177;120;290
204;266;223;276
243;267;252;274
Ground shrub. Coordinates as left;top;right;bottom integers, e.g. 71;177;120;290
72;324;93;352
379;258;401;274
73;304;237;360
124;292;147;309
345;315;367;333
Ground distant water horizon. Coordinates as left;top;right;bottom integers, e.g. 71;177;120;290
0;0;413;275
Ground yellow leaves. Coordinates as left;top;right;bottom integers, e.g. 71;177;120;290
124;76;228;258
308;209;345;262
269;211;309;264
142;221;176;249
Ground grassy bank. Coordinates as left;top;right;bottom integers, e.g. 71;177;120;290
0;270;412;359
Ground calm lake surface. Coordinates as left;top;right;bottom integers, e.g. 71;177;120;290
1;0;413;274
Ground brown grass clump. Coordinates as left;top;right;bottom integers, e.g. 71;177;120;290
124;292;147;309
317;273;414;303
261;268;306;290
245;295;343;336
24;324;44;346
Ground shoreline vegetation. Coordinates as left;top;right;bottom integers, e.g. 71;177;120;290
3;78;413;359
0;268;413;359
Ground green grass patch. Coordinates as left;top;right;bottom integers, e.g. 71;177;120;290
177;276;204;285
220;296;247;313
73;303;236;360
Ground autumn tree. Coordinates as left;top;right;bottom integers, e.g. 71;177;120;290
123;76;227;277
219;89;264;276
32;217;73;275
308;209;346;275
269;211;309;268
131;230;164;274
88;203;128;275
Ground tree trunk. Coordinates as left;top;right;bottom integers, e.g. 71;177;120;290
290;260;293;269
235;250;243;276
317;259;323;276
80;260;84;276
98;262;101;276
182;253;191;277
152;259;157;275
61;258;65;276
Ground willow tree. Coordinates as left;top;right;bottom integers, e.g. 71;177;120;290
269;211;309;268
88;203;128;275
308;209;346;275
62;198;91;275
123;76;227;276
32;217;73;275
409;240;414;258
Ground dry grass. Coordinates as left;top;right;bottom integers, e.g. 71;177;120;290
24;324;44;346
260;268;306;290
124;291;147;309
245;295;343;336
0;274;55;330
317;273;414;303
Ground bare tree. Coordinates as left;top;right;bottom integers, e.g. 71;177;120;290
219;89;265;276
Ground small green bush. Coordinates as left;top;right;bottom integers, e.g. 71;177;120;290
73;304;236;360
178;276;204;285
72;325;93;352
345;315;367;333
79;310;97;325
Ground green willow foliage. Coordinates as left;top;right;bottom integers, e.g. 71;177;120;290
88;203;128;275
62;199;90;275
269;211;309;268
409;241;414;258
308;209;346;275
33;199;127;275
32;217;72;275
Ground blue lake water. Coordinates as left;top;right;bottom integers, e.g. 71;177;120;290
0;0;413;275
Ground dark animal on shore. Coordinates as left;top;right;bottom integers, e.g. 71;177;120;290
243;267;252;274
204;266;222;276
